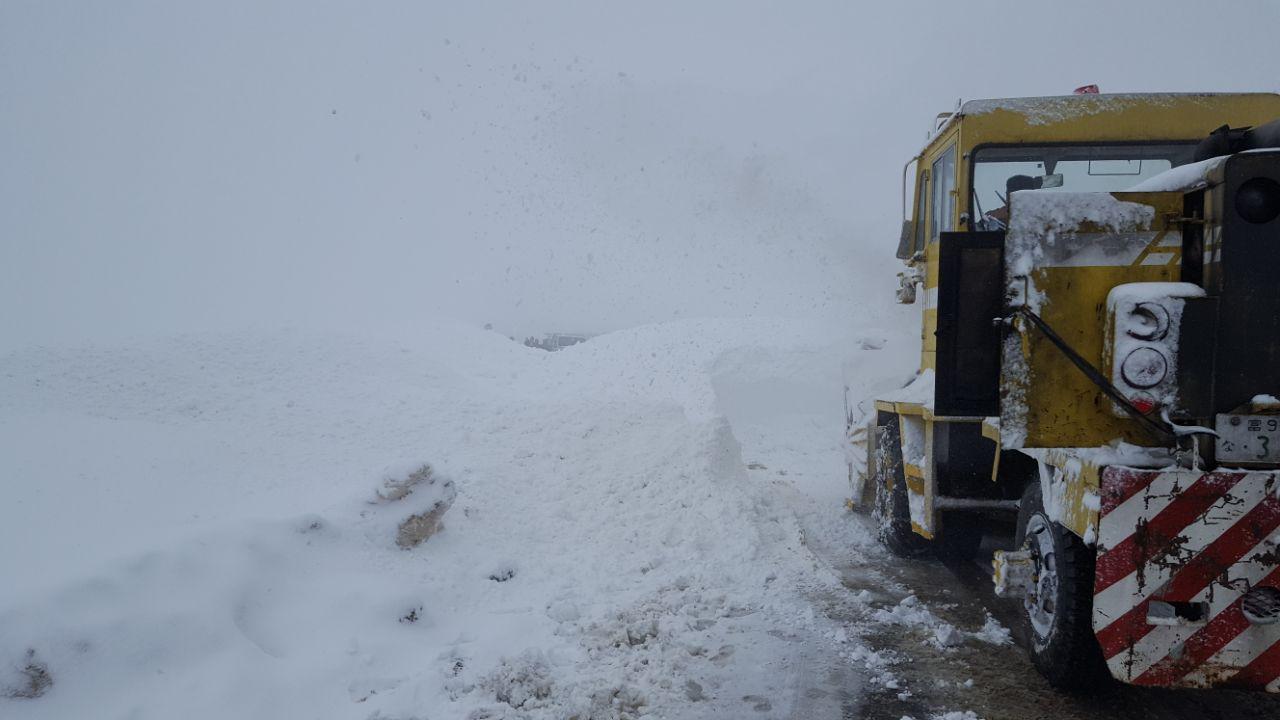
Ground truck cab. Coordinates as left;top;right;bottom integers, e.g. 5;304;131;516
857;92;1280;692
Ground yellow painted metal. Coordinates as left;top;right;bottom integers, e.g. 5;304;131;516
867;93;1280;542
873;399;929;417
957;94;1280;152
981;417;1002;482
920;418;935;538
1025;448;1106;541
1202;175;1227;289
911;520;933;539
980;417;1000;442
904;474;925;495
1012;193;1185;448
908;93;1280;375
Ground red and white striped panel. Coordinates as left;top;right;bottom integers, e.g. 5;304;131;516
1094;467;1280;690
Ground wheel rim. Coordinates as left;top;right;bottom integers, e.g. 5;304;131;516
1023;513;1059;645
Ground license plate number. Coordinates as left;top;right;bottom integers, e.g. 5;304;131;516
1216;414;1280;464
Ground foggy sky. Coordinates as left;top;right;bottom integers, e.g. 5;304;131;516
3;1;1279;349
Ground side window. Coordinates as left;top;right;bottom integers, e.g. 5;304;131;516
913;169;929;253
930;145;957;242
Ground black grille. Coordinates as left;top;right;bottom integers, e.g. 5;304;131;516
1242;586;1280;625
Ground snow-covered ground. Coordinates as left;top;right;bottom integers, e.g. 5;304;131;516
0;314;922;719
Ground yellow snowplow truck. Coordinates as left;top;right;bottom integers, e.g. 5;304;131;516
854;92;1280;691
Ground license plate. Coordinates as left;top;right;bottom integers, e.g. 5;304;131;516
1216;414;1280;464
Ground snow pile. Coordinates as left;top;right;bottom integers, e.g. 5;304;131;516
871;597;1010;652
0;317;912;719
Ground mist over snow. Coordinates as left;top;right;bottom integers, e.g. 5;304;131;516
2;3;900;347
4;1;1280;718
8;1;1273;347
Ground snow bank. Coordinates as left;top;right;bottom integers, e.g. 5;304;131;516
0;317;908;719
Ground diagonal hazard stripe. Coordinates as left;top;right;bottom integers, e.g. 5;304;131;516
1226;615;1280;689
1134;570;1280;687
1099;467;1163;516
1095;474;1275;620
1095;472;1248;593
1097;492;1280;661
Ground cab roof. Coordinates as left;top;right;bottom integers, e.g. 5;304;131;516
926;92;1280;155
958;92;1279;123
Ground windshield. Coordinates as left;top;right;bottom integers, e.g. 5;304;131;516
971;143;1196;230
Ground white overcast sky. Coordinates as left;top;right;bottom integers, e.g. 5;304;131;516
3;0;1279;347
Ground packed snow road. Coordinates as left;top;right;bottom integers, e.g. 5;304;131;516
5;318;1280;719
712;323;1280;720
819;533;1280;720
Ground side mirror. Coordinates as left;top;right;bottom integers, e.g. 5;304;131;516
896;220;915;259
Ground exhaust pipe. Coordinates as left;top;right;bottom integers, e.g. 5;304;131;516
1194;118;1280;161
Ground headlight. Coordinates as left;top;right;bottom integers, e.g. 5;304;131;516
1106;282;1204;419
1236;176;1280;225
1125;302;1170;341
1120;347;1168;389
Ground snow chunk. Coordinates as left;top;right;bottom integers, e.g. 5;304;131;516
972;615;1011;646
1252;394;1280;411
932;712;983;720
880;369;935;409
1082;491;1102;512
933;624;964;648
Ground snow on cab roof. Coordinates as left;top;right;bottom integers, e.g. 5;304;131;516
959;93;1263;127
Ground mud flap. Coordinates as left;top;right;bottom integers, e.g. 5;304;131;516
1094;467;1280;690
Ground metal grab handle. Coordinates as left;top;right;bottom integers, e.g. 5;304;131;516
1007;305;1176;443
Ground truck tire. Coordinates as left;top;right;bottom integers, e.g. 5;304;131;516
1014;482;1109;691
872;416;931;557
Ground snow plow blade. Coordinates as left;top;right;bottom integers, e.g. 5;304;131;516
1095;467;1280;690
